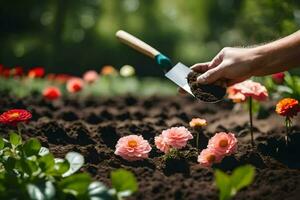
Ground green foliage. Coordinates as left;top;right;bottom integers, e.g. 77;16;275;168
1;0;299;75
111;169;138;199
259;72;300;100
0;133;137;200
23;138;42;156
9;132;22;147
0;76;177;98
282;72;300;99
215;165;255;200
62;152;84;177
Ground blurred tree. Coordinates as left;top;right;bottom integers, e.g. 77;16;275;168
0;0;299;76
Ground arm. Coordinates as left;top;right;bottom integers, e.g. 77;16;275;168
194;31;300;86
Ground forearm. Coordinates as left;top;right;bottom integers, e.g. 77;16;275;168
254;31;300;73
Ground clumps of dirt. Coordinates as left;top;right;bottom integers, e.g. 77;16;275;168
258;132;300;168
187;71;226;103
1;94;300;200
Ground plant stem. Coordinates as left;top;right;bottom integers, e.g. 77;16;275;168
17;124;22;136
196;131;199;150
285;117;292;145
195;127;202;151
249;97;254;147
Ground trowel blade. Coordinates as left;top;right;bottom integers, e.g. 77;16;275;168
165;62;194;96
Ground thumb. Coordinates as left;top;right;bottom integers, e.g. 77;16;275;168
197;66;223;84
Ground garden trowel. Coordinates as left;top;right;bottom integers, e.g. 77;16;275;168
116;30;194;96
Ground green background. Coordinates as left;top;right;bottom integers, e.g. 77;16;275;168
0;0;299;76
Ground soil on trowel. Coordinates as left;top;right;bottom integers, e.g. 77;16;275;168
187;71;226;103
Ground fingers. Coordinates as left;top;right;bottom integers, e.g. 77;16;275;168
197;65;224;84
192;50;226;84
190;62;210;73
209;50;224;68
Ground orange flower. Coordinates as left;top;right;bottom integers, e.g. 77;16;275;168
0;109;32;126
276;98;300;118
189;118;207;128
101;65;117;75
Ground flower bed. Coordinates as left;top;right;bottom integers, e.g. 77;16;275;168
0;94;299;200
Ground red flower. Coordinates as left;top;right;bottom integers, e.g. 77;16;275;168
28;67;45;78
0;64;3;74
55;74;72;84
276;98;300;118
0;109;32;126
2;68;11;78
272;72;285;84
11;66;24;77
43;86;62;100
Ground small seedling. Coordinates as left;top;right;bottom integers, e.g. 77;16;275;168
110;169;138;200
214;165;255;200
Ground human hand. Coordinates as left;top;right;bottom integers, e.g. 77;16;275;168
193;47;264;86
178;47;260;95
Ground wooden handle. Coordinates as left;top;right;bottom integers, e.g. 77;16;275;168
116;30;160;59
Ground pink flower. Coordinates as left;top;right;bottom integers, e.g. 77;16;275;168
66;78;84;93
83;70;99;84
115;135;152;161
228;80;268;102
155;134;170;153
161;126;193;149
207;132;237;156
272;72;285;84
198;148;223;167
227;87;247;103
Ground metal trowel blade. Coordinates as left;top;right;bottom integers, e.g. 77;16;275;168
165;62;194;96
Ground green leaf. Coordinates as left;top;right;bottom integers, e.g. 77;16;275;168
59;173;91;196
39;147;50;156
23;138;41;156
17;159;39;176
215;165;255;200
52;159;70;176
284;72;294;87
215;169;231;200
0;137;4;150
230;165;255;193
9;132;22;147
4;157;17;172
27;181;56;200
38;154;55;172
111;169;138;197
63;152;84;177
88;181;113;200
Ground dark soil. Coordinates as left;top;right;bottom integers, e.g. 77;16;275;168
187;71;226;103
0;94;300;200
